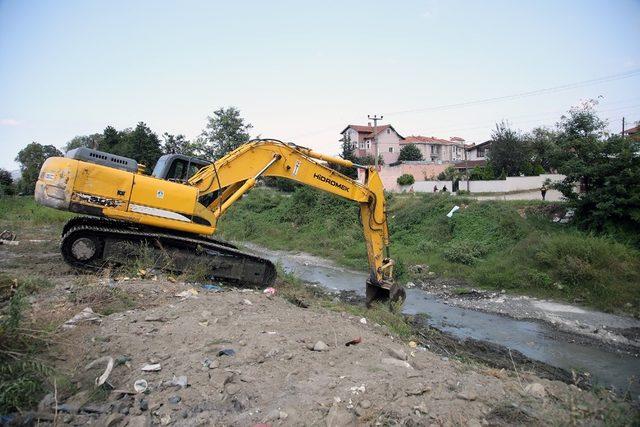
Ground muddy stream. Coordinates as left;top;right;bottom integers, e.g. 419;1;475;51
244;244;640;397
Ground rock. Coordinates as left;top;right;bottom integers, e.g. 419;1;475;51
102;413;124;427
388;348;407;361
55;403;79;414
457;391;477;401
38;393;54;412
413;404;429;415
127;415;152;427
359;400;372;409
139;399;149;411
81;403;109;414
524;382;547;399
359;317;367;324
405;383;432;396
168;395;181;404
326;404;356;427
225;383;241;395
382;358;412;369
242;299;252;305
313;341;329;351
265;409;281;421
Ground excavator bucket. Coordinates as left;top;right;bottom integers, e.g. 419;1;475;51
366;280;406;309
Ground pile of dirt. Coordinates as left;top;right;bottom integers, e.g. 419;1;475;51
17;286;631;426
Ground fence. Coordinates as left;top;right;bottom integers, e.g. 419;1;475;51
457;174;565;193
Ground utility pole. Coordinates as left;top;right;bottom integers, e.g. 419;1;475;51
368;114;383;168
622;117;625;137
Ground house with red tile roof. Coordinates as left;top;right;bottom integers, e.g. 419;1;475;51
401;135;466;162
340;124;405;164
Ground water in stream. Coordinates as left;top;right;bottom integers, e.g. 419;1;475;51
246;244;640;397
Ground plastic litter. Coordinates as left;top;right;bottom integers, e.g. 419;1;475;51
169;375;188;388
62;307;102;329
408;341;418;348
345;337;362;347
133;379;148;393
263;287;276;296
217;349;236;357
202;284;223;292
446;205;460;218
85;356;114;387
175;288;198;298
141;363;162;372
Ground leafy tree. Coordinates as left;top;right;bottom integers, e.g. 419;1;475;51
553;100;640;238
63;133;104;152
356;154;384;166
122;122;163;169
397;174;415;186
15;142;62;194
487;121;531;176
437;165;460;181
334;134;358;178
398;143;424;161
198;107;252;160
162;133;200;157
0;168;14;195
102;126;121;153
527;126;560;172
468;165;496;180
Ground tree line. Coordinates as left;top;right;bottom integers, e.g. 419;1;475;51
1;107;251;195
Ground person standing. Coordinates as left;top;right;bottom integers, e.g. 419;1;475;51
433;185;438;193
540;184;548;201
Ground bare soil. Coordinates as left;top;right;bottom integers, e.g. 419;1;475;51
1;222;637;426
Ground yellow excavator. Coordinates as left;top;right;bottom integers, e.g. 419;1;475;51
34;139;405;305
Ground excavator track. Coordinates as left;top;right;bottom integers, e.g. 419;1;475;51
60;216;276;287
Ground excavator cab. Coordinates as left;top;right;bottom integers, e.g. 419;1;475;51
152;154;211;183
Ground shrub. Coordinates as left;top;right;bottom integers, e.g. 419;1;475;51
397;174;415;186
442;241;488;265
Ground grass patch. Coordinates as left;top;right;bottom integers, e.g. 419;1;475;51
68;278;136;315
219;187;640;315
0;196;73;226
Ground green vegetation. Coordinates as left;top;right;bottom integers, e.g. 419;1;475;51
0;273;56;413
0;196;73;225
396;173;415;186
219;187;640;315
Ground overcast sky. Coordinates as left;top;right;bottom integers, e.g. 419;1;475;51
1;0;639;171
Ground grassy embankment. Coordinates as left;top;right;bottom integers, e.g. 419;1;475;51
218;187;640;316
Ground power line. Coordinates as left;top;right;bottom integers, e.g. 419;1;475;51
386;68;640;116
291;68;640;139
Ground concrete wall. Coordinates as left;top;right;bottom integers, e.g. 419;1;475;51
458;174;565;193
399;180;454;193
359;162;450;192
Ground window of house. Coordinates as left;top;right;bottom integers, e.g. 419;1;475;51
366;141;371;149
386;129;390;134
477;148;485;157
389;147;394;153
359;141;365;150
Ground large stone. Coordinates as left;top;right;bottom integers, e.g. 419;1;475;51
382;358;412;369
313;341;329;351
388;348;408;361
127;415;152;427
525;382;547;399
326;404;356;427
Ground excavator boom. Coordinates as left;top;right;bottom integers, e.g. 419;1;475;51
35;139;404;305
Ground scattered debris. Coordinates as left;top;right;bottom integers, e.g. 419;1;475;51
242;298;253;305
0;230;18;245
359;317;367;324
141;363;162;372
263;287;276;296
446;205;460;218
168;375;188;388
85;356;114;387
167;395;181;404
175;288;198;299
313;341;329;351
388;348;408;361
133;379;148;393
345;337;362;347
217;349;236;357
202;284;222;292
62;307;102;329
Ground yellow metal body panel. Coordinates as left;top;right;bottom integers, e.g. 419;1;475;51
73;161;133;211
129;174;198;217
34;157;79;210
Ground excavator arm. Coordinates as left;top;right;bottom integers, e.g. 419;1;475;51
187;139;402;304
34;139;404;305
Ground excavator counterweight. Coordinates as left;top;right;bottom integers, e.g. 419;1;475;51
35;139;403;306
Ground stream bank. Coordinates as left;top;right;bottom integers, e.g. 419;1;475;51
243;243;640;399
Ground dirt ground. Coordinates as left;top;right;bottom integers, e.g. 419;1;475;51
1;222;637;426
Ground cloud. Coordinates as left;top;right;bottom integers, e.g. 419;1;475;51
0;118;20;126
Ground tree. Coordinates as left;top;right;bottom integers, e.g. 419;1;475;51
102;126;121;153
122;122;163;169
398;143;423;161
198;107;252;160
397;174;415;186
0;168;14;196
437;165;460;181
162;133;200;157
553;100;640;237
526;126;560;172
487;121;531;176
63;133;104;152
335;134;358;179
15;142;62;194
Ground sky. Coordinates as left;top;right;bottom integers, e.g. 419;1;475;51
1;0;639;171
